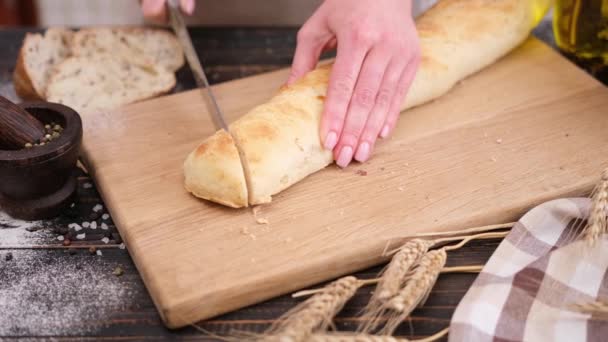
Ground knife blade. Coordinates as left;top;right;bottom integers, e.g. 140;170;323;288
167;0;229;131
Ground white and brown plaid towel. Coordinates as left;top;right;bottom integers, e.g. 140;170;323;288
450;198;608;341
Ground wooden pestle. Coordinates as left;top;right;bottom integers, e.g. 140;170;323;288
0;95;46;149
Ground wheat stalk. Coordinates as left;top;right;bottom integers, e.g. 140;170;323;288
379;249;447;335
583;168;608;245
306;327;449;342
570;300;608;316
292;265;483;299
377;239;434;300
261;276;361;342
356;239;431;334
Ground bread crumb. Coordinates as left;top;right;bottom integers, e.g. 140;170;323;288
241;226;250;235
398;186;405;191
356;170;367;176
249;234;257;241
256;218;269;225
496;138;503;144
490;157;497;162
252;206;261;217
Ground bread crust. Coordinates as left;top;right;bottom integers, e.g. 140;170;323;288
183;130;248;208
13;33;45;100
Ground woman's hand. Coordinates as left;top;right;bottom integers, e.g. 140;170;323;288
141;0;195;23
287;0;420;168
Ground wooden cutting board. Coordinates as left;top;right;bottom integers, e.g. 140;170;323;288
81;37;608;328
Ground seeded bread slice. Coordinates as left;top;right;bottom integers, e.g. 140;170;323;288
46;55;176;114
13;28;74;100
71;27;185;72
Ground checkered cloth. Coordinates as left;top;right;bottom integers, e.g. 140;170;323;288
450;198;608;341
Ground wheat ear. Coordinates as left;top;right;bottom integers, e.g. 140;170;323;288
570;300;608;316
380;249;448;335
583;168;608;245
261;276;361;342
307;326;449;342
357;239;432;333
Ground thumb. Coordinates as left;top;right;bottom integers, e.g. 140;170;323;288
287;24;333;85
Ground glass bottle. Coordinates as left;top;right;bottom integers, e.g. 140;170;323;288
553;0;608;63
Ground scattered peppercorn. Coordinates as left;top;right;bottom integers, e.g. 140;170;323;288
88;246;97;255
113;266;124;277
62;238;71;246
356;170;368;176
5;252;13;261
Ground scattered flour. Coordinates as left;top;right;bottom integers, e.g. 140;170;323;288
0;212;50;247
0;249;135;335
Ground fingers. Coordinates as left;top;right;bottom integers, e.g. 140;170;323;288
142;0;195;23
381;54;420;139
353;59;406;163
319;31;371;154
180;0;195;14
334;47;391;167
142;0;167;23
287;17;333;85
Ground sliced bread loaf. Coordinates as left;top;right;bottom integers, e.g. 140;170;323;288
13;28;74;100
71;27;185;72
46;55;176;114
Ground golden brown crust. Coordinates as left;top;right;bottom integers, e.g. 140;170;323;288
183;130;248;208
13;33;45;100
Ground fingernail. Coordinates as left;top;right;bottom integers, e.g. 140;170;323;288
354;142;370;162
336;146;353;168
324;131;338;150
184;0;195;14
380;125;390;138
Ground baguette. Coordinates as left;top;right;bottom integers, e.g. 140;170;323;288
13;28;74;100
184;0;537;208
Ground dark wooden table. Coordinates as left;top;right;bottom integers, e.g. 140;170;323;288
0;19;606;341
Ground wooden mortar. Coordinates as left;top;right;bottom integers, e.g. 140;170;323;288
0;101;83;220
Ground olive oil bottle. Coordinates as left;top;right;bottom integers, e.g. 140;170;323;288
554;0;608;63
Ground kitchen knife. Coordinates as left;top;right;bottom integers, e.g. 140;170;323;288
166;0;229;131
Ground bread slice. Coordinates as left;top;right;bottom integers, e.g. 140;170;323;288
183;0;538;208
46;55;176;114
13;28;74;100
71;27;185;72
